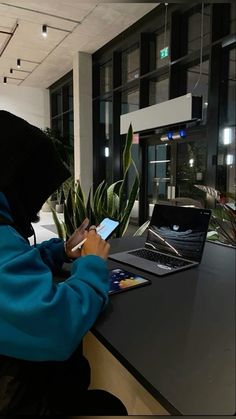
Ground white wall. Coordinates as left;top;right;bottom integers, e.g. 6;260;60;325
0;84;50;129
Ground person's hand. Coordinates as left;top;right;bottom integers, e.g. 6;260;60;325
64;218;89;259
81;228;110;260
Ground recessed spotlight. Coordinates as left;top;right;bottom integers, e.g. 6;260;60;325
4;77;7;83
17;58;21;68
42;24;47;38
10;68;13;74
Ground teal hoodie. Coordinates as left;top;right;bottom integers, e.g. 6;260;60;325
0;192;109;361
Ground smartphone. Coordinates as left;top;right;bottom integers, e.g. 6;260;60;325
97;217;119;240
71;217;119;252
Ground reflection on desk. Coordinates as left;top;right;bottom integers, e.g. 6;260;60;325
89;236;235;415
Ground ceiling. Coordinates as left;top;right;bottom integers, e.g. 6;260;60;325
0;1;157;88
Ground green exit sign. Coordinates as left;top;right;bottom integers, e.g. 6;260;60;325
160;46;169;59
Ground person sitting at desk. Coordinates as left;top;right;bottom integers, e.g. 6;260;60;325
0;110;127;416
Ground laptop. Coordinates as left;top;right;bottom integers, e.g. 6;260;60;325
109;204;211;276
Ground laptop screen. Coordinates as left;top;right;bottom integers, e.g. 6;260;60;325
146;204;211;262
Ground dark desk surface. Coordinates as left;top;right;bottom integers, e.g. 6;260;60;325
92;237;235;415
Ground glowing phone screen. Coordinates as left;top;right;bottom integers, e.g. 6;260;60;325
97;218;119;240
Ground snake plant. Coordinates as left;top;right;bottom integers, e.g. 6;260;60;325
52;124;139;239
194;185;236;246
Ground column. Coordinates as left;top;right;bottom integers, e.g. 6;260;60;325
73;51;93;198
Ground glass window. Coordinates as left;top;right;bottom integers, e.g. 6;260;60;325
227;49;236;126
63;83;73;112
217;48;236;201
50;77;74;177
121;88;139;115
122;45;140;83
100;61;112;94
217;127;236;201
148;144;171;204
51;116;62;137
187;59;209;123
176;140;207;205
51;89;62;117
63;111;74;142
156;29;170;69
188;5;211;54
99;98;112;184
149;75;169;105
100;99;112;141
230;2;236;34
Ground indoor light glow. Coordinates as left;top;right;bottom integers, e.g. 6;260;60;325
226;154;234;165
105;147;109;157
223;127;232;145
189;158;194;167
149;160;171;164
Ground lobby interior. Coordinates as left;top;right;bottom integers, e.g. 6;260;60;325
0;1;235;415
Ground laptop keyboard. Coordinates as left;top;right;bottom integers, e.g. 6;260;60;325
128;249;191;268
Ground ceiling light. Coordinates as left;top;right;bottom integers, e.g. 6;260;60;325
172;133;181;140
42;24;47;38
160;135;169;142
149;160;171;164
105;147;109;157
17;58;21;68
3;77;7;83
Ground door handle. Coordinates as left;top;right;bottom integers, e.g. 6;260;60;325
167;186;176;199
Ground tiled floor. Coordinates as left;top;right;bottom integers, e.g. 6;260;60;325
30;210;63;244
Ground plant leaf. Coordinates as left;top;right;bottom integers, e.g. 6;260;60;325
107;181;123;214
133;220;150;236
74;192;87;227
118;171;139;236
51;208;66;240
75;180;85;207
63;194;75;237
123;123;133;175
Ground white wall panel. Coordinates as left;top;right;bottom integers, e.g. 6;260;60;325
0;84;50;128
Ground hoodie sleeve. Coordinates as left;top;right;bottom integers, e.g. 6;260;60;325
0;226;109;362
36;238;70;272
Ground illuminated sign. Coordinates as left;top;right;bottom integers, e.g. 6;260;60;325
160;46;169;59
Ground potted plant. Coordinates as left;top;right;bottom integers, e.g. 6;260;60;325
55;186;64;213
52;124;139;240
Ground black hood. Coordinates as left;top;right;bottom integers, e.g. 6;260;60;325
0;110;70;238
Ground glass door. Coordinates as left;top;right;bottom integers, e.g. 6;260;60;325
147;143;175;216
